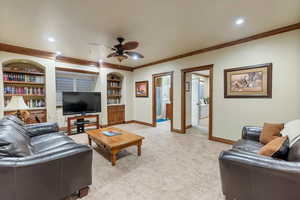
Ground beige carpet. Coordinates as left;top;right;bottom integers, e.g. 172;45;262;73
68;123;229;200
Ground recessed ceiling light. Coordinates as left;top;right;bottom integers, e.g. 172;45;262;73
132;55;139;60
48;37;55;42
235;18;245;25
56;51;61;55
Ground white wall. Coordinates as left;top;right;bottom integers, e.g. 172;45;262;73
132;30;300;140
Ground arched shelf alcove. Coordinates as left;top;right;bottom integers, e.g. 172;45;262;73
107;72;123;105
106;72;125;125
2;59;47;124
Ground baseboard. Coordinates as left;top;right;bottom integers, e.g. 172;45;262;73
210;136;235;145
186;125;192;129
125;120;134;124
171;128;185;134
130;120;154;127
101;120;152;128
107;121;127;126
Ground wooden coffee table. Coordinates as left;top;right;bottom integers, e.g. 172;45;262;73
86;127;144;166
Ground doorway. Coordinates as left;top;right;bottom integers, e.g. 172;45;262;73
190;71;210;134
181;65;213;140
152;72;174;131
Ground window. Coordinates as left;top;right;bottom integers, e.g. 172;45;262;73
56;72;96;106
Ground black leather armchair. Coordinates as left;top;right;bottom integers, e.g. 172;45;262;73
219;126;300;200
0;116;92;200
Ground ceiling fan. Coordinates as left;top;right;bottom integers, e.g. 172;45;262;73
107;37;144;62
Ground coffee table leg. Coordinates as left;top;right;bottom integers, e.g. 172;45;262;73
111;150;118;166
137;141;142;156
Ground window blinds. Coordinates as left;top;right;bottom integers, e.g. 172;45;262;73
56;74;95;106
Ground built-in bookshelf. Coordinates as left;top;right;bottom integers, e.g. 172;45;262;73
3;62;47;123
107;73;122;105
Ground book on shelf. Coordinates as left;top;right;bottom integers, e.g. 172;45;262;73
3;72;44;83
4;86;44;95
107;98;120;104
4;98;45;108
108;82;120;87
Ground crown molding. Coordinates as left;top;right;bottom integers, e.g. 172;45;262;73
100;62;134;72
56;67;99;75
134;22;300;70
0;42;55;59
55;56;98;67
0;42;133;71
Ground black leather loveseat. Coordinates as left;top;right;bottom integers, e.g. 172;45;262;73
219;126;300;200
0;115;92;200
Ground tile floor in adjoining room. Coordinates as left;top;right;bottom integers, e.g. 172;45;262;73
69;123;229;200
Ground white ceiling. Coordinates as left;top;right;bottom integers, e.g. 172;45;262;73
0;0;299;67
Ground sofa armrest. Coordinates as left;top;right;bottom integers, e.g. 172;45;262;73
242;126;262;142
25;122;59;137
0;144;92;200
219;150;300;200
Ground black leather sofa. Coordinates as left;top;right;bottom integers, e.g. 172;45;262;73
0;115;92;200
219;126;300;200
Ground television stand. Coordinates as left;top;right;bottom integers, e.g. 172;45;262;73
67;115;100;135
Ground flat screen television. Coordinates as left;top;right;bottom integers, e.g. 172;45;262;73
63;92;101;115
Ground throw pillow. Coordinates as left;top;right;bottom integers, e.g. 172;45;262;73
259;136;289;159
260;123;284;144
280;119;300;147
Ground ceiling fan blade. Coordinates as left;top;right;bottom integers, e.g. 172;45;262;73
124;51;144;59
122;41;139;50
107;52;118;58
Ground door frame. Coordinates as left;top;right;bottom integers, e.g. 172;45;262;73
152;71;174;131
181;65;213;140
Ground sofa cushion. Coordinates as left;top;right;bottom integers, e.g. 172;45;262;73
0;119;31;141
3;115;25;126
0;125;33;157
32;133;75;154
259;136;289;159
260;123;284;144
232;139;264;154
30;132;66;145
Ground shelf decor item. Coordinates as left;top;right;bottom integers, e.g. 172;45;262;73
5;96;30;121
224;63;272;98
135;81;149;97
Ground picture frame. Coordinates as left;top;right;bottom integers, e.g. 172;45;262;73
135;81;149;97
224;63;272;98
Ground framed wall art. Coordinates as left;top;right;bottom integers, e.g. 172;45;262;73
135;81;149;97
224;63;272;98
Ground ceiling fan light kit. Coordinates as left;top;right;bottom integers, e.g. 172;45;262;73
107;37;144;62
